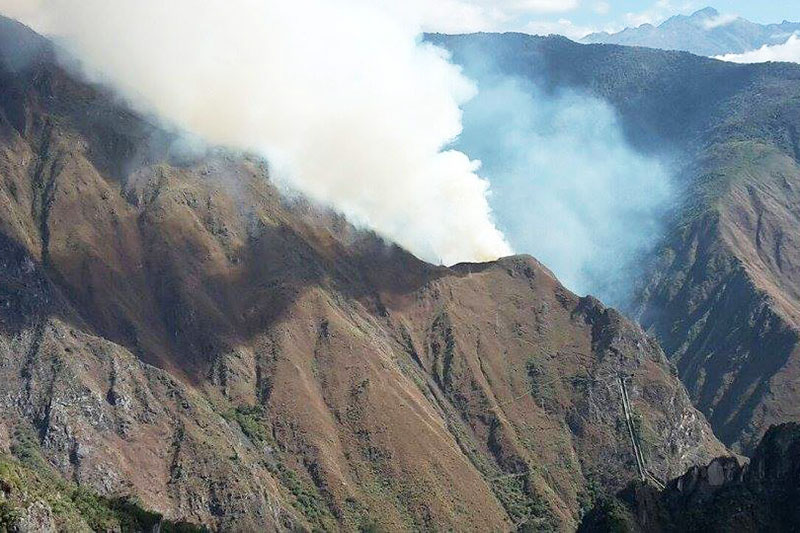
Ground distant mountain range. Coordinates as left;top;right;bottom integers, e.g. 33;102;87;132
583;7;800;57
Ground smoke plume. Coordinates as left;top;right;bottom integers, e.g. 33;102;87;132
2;0;512;265
454;75;673;304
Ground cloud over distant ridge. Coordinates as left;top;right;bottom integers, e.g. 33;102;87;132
716;33;800;63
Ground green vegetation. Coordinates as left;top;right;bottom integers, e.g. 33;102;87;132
269;463;332;525
224;404;273;445
491;474;559;532
580;496;637;533
0;500;23;532
223;404;338;530
435;408;559;531
577;475;604;518
358;518;382;533
526;358;557;412
0;425;207;532
630;411;658;459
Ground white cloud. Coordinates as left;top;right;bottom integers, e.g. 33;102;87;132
624;0;696;28
716;33;800;63
508;0;580;12
594;2;610;15
524;18;597;40
414;0;580;33
702;12;738;30
416;0;512;33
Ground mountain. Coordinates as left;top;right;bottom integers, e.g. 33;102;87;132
0;445;206;532
579;423;800;532
0;16;726;531
430;32;800;453
583;7;800;57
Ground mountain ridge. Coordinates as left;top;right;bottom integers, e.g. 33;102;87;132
583;7;800;57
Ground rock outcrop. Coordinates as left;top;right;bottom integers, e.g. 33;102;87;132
579;423;800;532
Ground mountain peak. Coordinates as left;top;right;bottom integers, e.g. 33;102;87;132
693;7;720;18
583;6;800;56
660;7;719;28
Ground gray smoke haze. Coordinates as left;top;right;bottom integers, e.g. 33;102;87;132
455;75;673;304
3;1;674;301
3;0;512;265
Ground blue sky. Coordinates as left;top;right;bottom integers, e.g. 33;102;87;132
422;1;800;39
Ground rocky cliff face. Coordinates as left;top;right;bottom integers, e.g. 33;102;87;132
432;31;800;454
632;94;800;454
0;17;726;531
579;423;800;532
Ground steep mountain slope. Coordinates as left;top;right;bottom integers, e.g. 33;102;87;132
0;443;205;532
0;16;726;531
579;423;800;532
583;7;800;57
431;32;800;452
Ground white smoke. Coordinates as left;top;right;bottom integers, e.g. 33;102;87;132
2;0;512;265
716;33;800;64
455;76;674;305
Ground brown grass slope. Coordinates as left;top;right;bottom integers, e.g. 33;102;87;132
0;17;724;531
636;141;800;453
